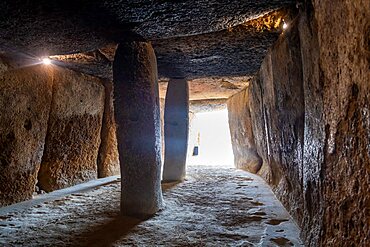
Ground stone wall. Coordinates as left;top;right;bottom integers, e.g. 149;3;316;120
97;80;120;178
298;6;324;244
230;1;369;245
0;60;119;206
227;89;262;173
0;64;53;206
312;1;369;246
246;15;305;227
38;68;105;192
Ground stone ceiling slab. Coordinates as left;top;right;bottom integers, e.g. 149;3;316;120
0;0;294;56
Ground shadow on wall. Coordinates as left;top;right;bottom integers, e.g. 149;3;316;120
187;109;234;167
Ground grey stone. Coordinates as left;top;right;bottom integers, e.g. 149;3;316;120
163;78;189;182
0;0;294;56
113;41;163;217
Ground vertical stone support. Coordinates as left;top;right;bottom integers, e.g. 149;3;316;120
97;79;120;178
113;41;163;217
162;78;189;182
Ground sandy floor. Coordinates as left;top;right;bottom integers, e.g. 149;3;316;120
0;166;303;246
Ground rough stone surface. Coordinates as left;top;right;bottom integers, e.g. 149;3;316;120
159;98;165;163
97;79;120;178
313;1;370;246
298;6;324;245
37;10;292;101
113;41;163;217
153;18;285;79
0;55;11;73
238;2;370;246
227;89;262;174
0;1;294;56
163;78;189;182
160;77;251;101
299;2;370;245
0;166;303;246
106;1;295;39
190;99;227;113
50;48;250;100
0;1;111;56
0;64;53;206
48;51;251;101
0;0;368;245
38;68;105;192
248;18;305;225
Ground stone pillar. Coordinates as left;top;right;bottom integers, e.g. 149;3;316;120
162;78;189;182
113;41;163;218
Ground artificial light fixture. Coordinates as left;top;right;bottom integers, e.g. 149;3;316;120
42;57;52;65
283;22;288;30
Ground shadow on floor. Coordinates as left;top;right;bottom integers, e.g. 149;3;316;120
73;183;181;246
76;215;143;247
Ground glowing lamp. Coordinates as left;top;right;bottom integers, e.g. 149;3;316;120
283;22;288;30
42;58;52;65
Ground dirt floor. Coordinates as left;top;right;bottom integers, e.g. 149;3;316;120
0;166;303;246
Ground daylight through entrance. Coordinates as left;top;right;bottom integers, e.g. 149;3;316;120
187;109;234;167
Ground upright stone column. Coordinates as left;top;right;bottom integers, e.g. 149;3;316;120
113;41;163;217
162;78;189;182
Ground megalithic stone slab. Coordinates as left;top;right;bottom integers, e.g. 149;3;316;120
162;78;189;182
0;64;53;206
113;41;163;218
38;68;105;192
97;79;120;178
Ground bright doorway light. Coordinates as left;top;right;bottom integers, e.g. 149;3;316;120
187;109;234;167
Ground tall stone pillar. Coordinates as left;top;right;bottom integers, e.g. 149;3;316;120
113;41;163;218
162;78;189;182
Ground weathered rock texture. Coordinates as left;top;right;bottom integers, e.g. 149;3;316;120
0;57;119;205
298;6;323;245
38;68;105;192
159;98;165;163
163;78;189;182
106;1;294;39
227;89;262;174
0;64;53;206
251;17;305;226
97;80;120;178
113;41;163;217
153;10;288;80
48;51;250;100
228;1;370;246
312;1;370;246
0;56;10;73
190;99;227;113
158;77;250;101
0;1;294;56
40;10;293;102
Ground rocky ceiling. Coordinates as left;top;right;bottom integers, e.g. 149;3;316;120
0;0;296;100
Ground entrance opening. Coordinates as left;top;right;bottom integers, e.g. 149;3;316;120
187;109;234;167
